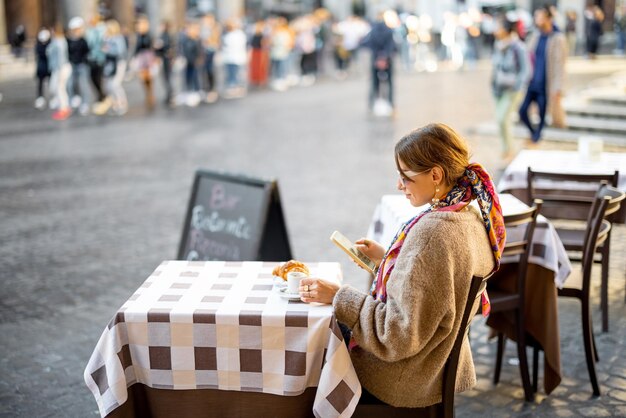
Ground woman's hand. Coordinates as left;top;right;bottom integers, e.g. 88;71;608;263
354;238;385;267
299;277;340;304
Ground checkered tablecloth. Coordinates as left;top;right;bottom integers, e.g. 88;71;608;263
84;261;361;418
367;194;572;287
497;150;626;192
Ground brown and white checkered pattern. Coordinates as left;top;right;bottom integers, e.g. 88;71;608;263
367;194;573;287
84;261;361;418
497;150;626;192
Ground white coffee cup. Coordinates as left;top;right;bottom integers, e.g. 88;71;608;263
287;271;307;294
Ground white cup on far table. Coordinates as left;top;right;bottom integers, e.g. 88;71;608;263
287;271;307;294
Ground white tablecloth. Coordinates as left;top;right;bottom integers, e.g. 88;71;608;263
366;194;572;287
85;261;361;418
497;150;626;193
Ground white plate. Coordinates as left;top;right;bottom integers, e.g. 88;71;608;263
278;287;301;300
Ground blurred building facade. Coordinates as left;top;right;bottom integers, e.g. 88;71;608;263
0;0;618;44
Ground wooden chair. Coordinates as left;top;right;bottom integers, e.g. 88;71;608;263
526;168;623;332
533;186;617;397
488;200;542;402
352;275;489;418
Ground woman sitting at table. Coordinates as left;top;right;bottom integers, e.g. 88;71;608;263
299;123;506;408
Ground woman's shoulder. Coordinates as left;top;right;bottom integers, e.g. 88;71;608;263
406;207;486;243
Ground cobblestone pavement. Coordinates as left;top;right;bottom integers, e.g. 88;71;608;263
0;58;625;417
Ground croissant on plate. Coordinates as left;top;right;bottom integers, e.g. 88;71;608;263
272;260;310;280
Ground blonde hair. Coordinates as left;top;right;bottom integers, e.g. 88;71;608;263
106;19;121;36
395;123;470;187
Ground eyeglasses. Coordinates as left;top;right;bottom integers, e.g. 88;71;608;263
397;168;430;187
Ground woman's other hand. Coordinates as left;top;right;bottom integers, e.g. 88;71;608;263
354;238;385;267
299;278;340;304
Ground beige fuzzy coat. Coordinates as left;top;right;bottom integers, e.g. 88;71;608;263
333;207;495;408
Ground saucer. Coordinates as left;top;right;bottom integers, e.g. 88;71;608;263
273;276;287;289
279;288;301;300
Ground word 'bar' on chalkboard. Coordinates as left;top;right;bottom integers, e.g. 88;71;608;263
178;169;293;262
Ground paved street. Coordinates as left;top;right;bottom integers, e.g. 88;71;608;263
0;58;625;417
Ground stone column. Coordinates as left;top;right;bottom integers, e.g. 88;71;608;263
5;0;41;42
0;0;7;44
217;0;244;22
140;0;182;36
59;0;97;27
323;0;352;20
110;0;135;33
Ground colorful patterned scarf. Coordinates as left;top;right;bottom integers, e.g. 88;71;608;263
371;163;506;317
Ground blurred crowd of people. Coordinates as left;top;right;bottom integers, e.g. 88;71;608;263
17;3;623;122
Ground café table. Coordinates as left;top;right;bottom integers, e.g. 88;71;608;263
84;261;361;418
366;193;572;395
497;149;626;222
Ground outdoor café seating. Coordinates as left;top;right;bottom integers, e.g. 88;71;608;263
368;193;571;397
527;168;623;332
85;261;361;418
532;185;625;397
352;275;489;418
486;200;542;402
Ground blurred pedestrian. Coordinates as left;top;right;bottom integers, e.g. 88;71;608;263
47;25;72;120
34;28;51;110
133;15;156;110
221;19;248;98
10;25;26;58
93;19;127;116
67;17;92;115
549;5;565;31
154;21;174;106
518;6;567;145
313;8;331;76
616;6;626;55
294;15;318;86
270;17;293;91
491;17;529;161
249;21;269;88
335;16;370;75
585;6;604;59
200;14;221;103
86;16;107;104
181;20;202;106
565;10;578;55
361;11;397;115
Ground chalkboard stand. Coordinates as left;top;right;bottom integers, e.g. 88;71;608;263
258;183;292;261
177;170;293;262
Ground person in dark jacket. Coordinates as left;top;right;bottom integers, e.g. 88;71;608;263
154;21;174;105
361;12;397;114
182;21;202;96
134;15;156;109
585;6;604;58
34;28;51;109
10;24;27;58
67;17;92;114
518;6;567;144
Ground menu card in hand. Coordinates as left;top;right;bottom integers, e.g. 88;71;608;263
330;231;376;274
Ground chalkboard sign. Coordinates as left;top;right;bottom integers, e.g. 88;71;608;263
177;170;293;262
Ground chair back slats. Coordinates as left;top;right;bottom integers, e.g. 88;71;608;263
581;195;611;288
581;185;625;249
594;220;611;250
503;200;543;297
440;274;489;418
527;170;619;184
603;187;626;221
527;168;619;221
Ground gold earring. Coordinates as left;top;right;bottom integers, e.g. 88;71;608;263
431;185;440;207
